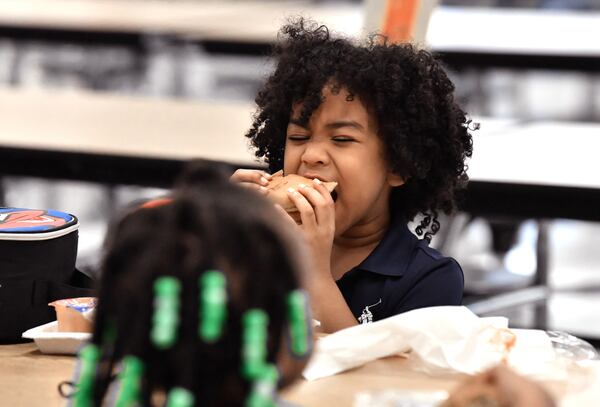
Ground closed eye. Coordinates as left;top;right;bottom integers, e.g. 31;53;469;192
287;135;310;142
332;136;356;143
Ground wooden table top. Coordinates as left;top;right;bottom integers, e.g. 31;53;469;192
1;1;598;57
3;87;599;191
1;341;599;406
0;87;258;167
0;342;75;405
0;0;363;41
468;120;600;191
1;87;599;220
0;342;461;406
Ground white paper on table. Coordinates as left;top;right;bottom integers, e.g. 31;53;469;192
507;328;563;381
303;306;556;381
560;360;600;407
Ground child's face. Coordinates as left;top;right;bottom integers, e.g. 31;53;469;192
284;86;403;237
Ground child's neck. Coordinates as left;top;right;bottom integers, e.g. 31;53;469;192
331;210;390;280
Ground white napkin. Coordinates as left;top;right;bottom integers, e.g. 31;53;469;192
507;328;565;381
303;306;556;381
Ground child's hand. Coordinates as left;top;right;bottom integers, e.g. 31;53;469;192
229;169;271;195
285;179;336;277
487;365;555;407
442;365;555;407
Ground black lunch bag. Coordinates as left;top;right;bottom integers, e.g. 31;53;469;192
0;207;95;343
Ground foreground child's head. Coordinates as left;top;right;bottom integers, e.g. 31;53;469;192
73;165;312;406
247;19;473;239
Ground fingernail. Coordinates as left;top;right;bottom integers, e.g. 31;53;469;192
260;177;269;185
313;178;322;185
287;187;296;194
259;186;268;193
263;172;272;179
298;183;307;189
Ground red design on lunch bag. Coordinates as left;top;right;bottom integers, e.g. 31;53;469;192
0;210;67;230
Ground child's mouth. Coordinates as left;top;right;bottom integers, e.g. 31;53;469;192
331;190;338;203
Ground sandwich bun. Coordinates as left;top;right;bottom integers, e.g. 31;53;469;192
265;170;337;214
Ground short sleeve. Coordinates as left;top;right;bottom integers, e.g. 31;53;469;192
389;258;464;316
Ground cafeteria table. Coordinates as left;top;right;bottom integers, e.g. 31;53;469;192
0;2;598;71
1;341;599;406
1;87;599;222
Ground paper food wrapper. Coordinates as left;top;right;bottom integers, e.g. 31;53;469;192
303;306;559;381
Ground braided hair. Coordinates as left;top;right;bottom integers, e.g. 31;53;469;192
86;163;310;406
246;18;474;240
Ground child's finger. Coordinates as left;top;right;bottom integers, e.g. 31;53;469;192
286;187;317;226
312;178;335;204
296;183;332;225
230;169;271;186
238;182;268;195
273;204;299;228
297;184;327;206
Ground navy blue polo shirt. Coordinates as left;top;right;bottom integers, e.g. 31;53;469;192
336;217;464;324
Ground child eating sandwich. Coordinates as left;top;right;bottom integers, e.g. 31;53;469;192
231;19;474;332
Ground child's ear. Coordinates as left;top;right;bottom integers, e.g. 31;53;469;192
386;172;405;187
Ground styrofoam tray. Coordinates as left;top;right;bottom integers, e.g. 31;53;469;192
22;321;91;355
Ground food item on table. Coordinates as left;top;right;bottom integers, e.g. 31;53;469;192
265;170;337;223
441;381;503;407
491;328;517;363
49;297;97;333
441;365;556;407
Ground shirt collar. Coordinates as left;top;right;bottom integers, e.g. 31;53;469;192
354;216;418;277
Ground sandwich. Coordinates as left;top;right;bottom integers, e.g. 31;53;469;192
265;170;337;224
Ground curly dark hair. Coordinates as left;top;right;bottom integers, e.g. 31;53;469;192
246;19;474;240
86;163;309;406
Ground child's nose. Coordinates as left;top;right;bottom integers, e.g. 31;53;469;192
301;140;329;166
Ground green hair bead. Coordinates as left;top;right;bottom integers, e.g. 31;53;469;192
115;356;144;407
287;290;311;358
245;364;279;407
72;344;100;407
151;276;181;349
199;270;227;343
241;309;269;380
166;387;195;407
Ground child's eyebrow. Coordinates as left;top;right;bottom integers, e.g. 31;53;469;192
288;119;365;131
325;120;365;131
